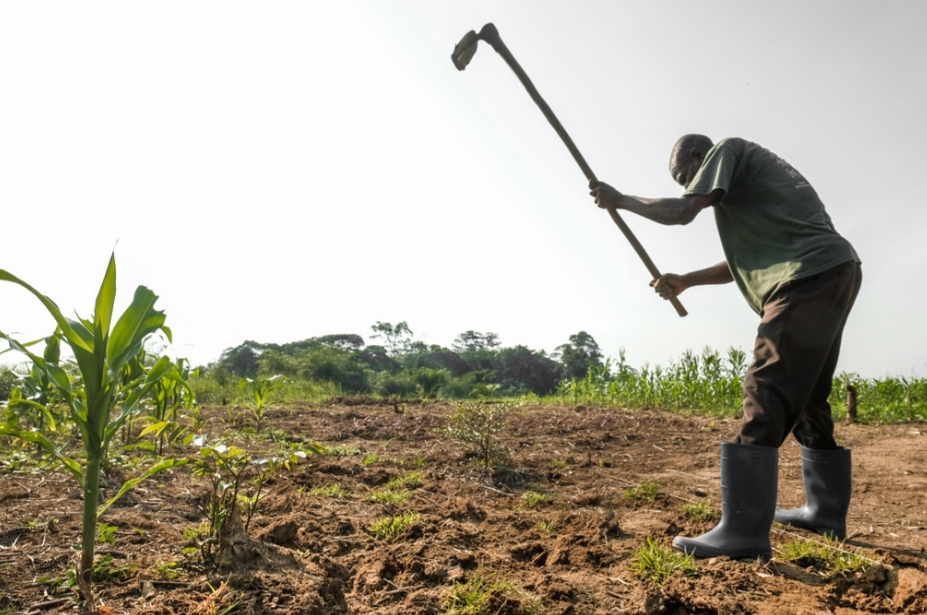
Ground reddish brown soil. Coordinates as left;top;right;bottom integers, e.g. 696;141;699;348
1;401;926;614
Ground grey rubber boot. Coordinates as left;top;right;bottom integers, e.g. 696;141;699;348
673;442;778;560
774;446;851;539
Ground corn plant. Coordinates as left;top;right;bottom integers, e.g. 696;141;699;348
2;335;63;436
0;255;191;608
238;375;288;431
136;357;195;455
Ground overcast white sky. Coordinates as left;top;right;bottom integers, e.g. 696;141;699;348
1;1;925;378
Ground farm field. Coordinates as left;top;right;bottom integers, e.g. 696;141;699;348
1;400;926;615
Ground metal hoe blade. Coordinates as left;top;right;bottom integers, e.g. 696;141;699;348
451;30;479;70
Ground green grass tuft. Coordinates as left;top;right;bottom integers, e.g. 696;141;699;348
777;536;876;576
519;490;556;508
386;471;424;490
623;481;663;502
368;487;412;505
630;537;699;586
368;511;419;540
442;572;545;615
679;499;719;521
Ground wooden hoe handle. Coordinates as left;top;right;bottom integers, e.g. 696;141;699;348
478;24;687;317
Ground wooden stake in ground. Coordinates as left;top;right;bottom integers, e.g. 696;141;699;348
846;384;858;424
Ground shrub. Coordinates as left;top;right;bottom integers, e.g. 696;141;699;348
436;402;509;467
0;368;17;401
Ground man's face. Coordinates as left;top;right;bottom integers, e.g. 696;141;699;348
669;149;704;189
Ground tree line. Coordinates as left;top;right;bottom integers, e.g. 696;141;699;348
205;322;605;398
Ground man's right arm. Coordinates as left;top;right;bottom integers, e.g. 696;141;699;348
650;261;733;300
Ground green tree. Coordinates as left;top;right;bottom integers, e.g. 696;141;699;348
259;347;369;392
370;321;413;357
452;330;501;353
357;344;400;373
415;348;470;376
556;331;604;380
493;346;563;395
216;341;262;378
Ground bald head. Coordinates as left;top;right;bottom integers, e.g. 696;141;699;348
669;134;713;188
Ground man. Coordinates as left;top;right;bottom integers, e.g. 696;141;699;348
590;135;861;560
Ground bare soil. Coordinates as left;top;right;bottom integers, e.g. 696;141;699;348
1;400;926;614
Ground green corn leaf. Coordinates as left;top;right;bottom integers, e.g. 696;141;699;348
138;421;171;438
123;442;157;452
0;424;84;487
8;395;59;432
93;254;117;337
103;366;173;446
46;363;72;393
44;334;61;364
70;318;95;348
106;286;164;373
0;331;46;370
98;458;193;517
70;343;103;399
0;269;91;354
145;356;174;385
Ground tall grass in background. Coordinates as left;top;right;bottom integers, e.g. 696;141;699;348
114;346;927;425
186;371;340;406
830;373;927;424
551;347;748;416
549;347;927;425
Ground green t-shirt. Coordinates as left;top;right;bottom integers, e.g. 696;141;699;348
684;138;859;315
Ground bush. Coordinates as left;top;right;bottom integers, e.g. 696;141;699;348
260;347;369;393
493;346;563;396
368;370;418;397
437;402;509;467
0;368;17;401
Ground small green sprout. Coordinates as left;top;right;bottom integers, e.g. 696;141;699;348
623;481;663;502
368;512;419;540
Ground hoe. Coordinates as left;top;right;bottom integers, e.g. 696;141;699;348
452;23;687;317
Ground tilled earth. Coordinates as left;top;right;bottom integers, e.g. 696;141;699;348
1;400;926;614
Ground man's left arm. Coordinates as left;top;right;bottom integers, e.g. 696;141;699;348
589;181;720;226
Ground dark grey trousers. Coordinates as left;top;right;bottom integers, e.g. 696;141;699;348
736;261;862;449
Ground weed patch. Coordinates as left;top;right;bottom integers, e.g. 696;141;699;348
777;536;876;576
623;481;663;502
630;537;699;586
680;499;719;521
368;512;419;540
442;571;544;615
519;490;556;509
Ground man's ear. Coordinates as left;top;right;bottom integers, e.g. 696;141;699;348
690;148;706;162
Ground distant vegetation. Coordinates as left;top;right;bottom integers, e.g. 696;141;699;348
182;323;603;403
2;320;925;425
